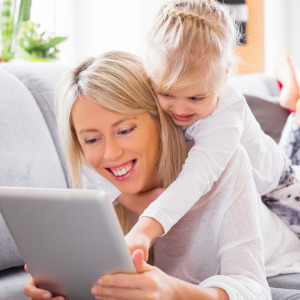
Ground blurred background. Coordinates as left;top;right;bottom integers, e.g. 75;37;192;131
1;0;300;75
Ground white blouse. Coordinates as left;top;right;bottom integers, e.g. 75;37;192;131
140;84;290;234
83;146;300;300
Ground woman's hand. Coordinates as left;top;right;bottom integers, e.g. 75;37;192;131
91;249;179;300
23;265;65;300
23;278;65;300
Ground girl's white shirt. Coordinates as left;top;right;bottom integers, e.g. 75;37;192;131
140;84;290;233
82;146;300;300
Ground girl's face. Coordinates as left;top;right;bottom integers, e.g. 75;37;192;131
72;95;160;195
156;77;219;127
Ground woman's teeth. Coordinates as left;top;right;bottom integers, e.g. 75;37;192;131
111;162;133;177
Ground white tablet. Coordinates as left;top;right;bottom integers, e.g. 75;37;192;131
0;187;136;300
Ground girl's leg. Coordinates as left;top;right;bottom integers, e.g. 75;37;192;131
274;49;299;111
262;164;300;238
279;113;300;165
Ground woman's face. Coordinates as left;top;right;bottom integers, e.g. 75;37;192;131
72;95;160;195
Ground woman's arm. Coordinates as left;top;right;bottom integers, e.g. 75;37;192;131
91;250;229;300
23;252;228;300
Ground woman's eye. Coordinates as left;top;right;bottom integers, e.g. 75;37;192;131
189;96;204;101
84;138;99;145
119;127;135;135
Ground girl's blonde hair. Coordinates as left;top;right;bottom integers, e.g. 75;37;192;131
144;0;238;93
55;51;188;235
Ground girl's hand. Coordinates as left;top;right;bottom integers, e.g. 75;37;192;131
91;249;179;300
125;216;164;262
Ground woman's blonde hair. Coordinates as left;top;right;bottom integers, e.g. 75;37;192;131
144;0;239;93
55;51;188;236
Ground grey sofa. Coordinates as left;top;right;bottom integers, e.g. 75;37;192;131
0;62;70;299
0;62;296;299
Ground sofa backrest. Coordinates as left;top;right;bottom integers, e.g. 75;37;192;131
0;62;69;271
229;72;280;101
1;62;70;184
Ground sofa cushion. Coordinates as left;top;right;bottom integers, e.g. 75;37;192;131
229;73;280;100
268;274;300;300
0;267;30;300
0;68;67;188
1;62;70;186
245;94;290;143
0;68;68;271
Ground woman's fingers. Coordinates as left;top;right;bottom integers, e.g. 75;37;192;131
132;249;146;273
24;264;29;273
24;277;65;300
92;260;160;299
24;278;52;299
91;284;149;300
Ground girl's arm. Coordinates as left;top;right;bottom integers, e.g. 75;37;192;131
118;188;165;261
140;86;246;234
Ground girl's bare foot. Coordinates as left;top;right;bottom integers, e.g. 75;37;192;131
274;49;299;110
295;65;300;89
295;99;300;126
294;65;300;125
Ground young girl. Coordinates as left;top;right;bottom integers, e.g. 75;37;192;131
124;0;300;259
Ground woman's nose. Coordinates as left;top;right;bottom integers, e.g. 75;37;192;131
103;137;123;161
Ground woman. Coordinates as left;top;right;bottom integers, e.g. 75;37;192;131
24;51;300;300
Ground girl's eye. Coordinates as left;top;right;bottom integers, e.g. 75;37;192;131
159;93;171;98
84;138;99;145
189;96;204;101
119;127;135;135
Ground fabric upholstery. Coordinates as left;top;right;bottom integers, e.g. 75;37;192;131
245;94;290;143
0;68;67;272
0;267;30;300
268;274;300;300
1;62;70;186
229;73;280;101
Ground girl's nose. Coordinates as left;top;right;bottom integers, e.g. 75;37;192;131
172;100;190;116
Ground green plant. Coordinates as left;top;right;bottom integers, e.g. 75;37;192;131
0;0;32;61
17;21;67;59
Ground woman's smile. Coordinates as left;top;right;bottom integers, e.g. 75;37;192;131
105;159;137;181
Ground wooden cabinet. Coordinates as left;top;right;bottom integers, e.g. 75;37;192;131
234;0;265;74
